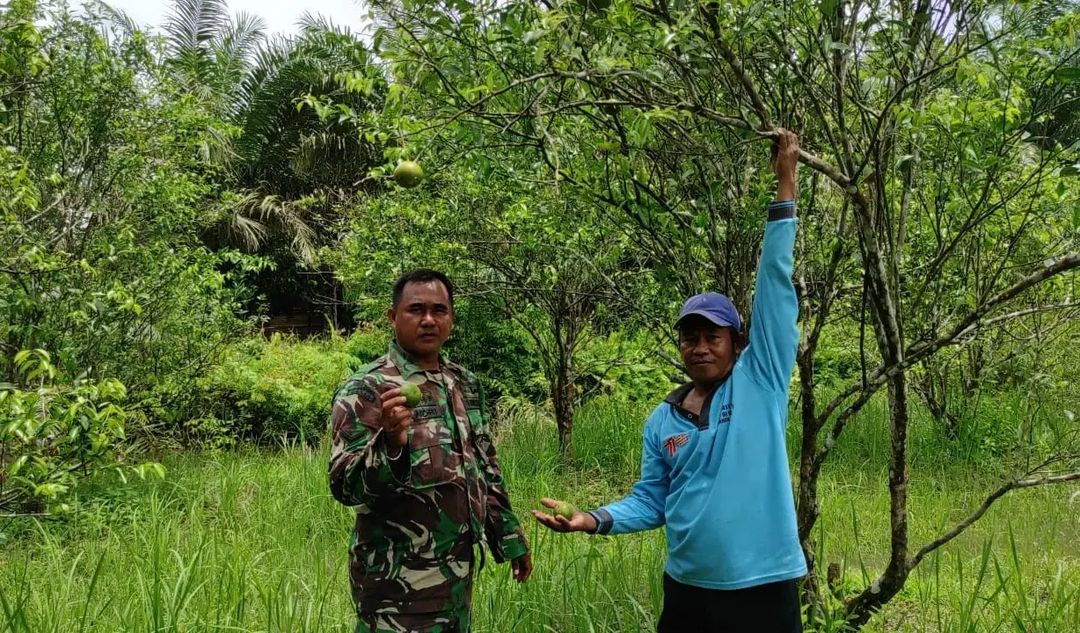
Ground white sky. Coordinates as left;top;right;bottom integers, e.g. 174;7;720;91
104;0;370;37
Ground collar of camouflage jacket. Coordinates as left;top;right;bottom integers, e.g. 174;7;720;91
387;340;448;380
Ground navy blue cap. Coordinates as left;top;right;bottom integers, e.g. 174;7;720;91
675;292;742;331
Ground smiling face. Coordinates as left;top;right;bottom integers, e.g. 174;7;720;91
387;280;454;364
677;316;739;385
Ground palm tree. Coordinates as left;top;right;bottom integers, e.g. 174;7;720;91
232;14;385;199
163;0;265;116
152;0;385;263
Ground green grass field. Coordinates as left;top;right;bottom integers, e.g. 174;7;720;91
2;398;1078;632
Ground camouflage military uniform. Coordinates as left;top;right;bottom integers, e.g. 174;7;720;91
329;341;529;633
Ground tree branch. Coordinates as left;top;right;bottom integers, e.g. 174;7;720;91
815;253;1080;470
908;470;1080;569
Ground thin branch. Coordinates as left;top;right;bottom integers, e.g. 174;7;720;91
712;37;773;130
909;470;1080;569
815;253;1080;469
957;302;1080;337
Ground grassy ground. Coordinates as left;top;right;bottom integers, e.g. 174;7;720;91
2;398;1078;632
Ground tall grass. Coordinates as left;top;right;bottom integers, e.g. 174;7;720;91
1;397;1078;632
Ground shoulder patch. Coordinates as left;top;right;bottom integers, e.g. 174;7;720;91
357;383;378;403
333;353;393;401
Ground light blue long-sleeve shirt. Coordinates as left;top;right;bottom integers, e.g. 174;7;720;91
590;200;806;590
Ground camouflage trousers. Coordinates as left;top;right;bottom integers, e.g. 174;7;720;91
356;604;470;630
354;604;471;633
354;573;472;633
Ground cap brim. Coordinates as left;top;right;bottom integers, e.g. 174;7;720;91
674;310;737;330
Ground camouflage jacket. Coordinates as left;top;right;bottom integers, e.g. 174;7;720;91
328;341;529;616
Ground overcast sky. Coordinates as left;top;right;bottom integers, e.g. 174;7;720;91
104;0;370;37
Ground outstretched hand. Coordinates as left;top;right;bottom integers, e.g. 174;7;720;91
531;498;598;533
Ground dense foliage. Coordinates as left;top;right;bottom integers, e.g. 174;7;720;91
2;1;1080;628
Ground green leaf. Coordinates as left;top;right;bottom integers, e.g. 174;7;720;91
9;455;28;476
1054;67;1080;83
34;482;69;500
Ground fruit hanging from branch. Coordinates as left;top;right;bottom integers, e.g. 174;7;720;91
393;160;423;188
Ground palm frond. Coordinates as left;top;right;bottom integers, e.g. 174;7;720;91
235;35;293;120
164;0;229;54
292;130;381;189
224;192;319;264
215;11;266;67
239;30;381;142
99;2;141;37
213;11;267;115
297;11;352;38
163;0;230;88
229;24;386;199
262;195;318;265
198;124;240;167
226;209;270;252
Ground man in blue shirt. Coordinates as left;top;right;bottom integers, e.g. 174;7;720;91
533;130;805;632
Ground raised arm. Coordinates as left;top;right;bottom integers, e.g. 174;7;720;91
743;129;801;393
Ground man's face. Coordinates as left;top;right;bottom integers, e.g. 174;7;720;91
678;317;738;384
388;281;454;359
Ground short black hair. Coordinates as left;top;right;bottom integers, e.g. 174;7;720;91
391;269;454;308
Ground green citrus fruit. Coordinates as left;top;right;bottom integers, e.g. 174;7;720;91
393;160;423;188
553;500;576;519
400;383;422;407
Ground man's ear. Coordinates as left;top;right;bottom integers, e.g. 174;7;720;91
386;305;395;325
732;328;747;353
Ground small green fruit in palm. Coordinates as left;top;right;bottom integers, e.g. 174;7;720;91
400;383;422;407
553;501;576;519
393;160;423;188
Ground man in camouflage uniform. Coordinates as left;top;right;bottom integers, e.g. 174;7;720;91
329;269;532;633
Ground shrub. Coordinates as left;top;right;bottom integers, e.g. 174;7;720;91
192;334;357;444
0;350;163;514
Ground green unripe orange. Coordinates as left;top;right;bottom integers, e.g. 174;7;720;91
553;500;576;519
400;383;422;407
393;160;423;188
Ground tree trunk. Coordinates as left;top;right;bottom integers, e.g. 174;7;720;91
553;357;574;455
796;344;821;543
842;189;912;627
845;371;912;627
796;343;824;614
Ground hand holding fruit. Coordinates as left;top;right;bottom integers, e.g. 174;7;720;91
400;382;422;407
531;498;597;533
379;387;412;450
